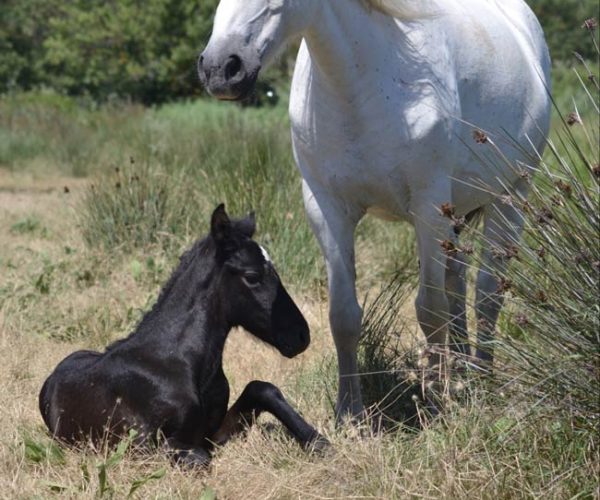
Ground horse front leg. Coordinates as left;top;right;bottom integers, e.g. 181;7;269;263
210;381;329;452
302;180;364;423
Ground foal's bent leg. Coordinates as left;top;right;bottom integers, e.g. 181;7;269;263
476;195;526;365
165;438;212;468
302;180;364;421
211;381;328;452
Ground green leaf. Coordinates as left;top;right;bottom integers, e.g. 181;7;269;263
130;259;143;280
199;486;217;500
127;467;167;498
23;435;65;465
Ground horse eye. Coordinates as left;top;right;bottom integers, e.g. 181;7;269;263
242;272;261;287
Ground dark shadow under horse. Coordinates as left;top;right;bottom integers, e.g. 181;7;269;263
39;205;327;466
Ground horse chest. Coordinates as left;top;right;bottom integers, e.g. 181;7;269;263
291;86;455;219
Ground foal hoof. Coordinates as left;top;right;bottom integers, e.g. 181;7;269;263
173;449;211;469
304;433;331;456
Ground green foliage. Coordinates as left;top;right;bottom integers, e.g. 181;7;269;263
92;430;167;498
76;100;323;286
10;216;41;234
0;0;219;102
22;433;66;465
530;0;598;61
0;0;596;102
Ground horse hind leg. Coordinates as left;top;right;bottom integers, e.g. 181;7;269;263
445;232;469;357
475;189;527;365
445;208;483;357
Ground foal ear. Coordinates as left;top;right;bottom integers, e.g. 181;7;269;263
237;211;256;238
211;204;231;243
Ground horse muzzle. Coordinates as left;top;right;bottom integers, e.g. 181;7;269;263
198;45;260;101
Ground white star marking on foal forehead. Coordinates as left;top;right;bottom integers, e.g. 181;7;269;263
259;245;272;263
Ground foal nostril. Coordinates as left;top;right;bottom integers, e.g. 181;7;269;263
298;327;310;347
224;55;244;81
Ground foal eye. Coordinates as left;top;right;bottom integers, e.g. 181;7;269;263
242;272;261;287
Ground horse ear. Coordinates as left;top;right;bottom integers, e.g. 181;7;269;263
237;211;256;238
211;204;231;243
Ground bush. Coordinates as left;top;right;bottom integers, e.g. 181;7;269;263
470;40;599;431
79;161;200;251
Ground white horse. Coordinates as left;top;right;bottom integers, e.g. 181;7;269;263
198;0;551;420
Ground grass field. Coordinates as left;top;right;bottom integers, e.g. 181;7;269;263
0;57;598;499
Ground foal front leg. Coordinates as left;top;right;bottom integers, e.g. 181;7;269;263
211;381;328;452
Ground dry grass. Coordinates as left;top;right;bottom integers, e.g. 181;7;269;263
1;167;597;499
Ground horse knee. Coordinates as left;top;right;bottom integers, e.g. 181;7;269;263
415;287;449;342
329;299;362;349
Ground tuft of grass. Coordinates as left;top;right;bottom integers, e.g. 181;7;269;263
10;216;41;235
76;101;324;287
21;432;66;465
357;265;422;427
494;51;598;431
448;35;600;436
79;161;200;251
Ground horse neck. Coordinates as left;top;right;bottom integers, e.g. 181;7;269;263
299;1;431;100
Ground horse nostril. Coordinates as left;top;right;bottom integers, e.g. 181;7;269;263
198;54;210;82
224;55;243;81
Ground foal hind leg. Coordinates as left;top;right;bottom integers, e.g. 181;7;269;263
476;191;526;365
211;381;328;452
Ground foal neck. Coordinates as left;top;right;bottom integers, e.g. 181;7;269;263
132;240;230;358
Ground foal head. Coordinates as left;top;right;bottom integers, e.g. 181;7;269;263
211;204;310;358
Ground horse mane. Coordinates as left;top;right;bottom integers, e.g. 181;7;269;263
361;0;435;20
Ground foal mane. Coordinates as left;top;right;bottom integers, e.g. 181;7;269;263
105;237;215;350
361;0;434;20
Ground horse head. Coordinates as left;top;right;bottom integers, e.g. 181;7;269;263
198;0;307;101
210;204;310;357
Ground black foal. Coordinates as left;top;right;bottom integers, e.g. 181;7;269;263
39;205;327;466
